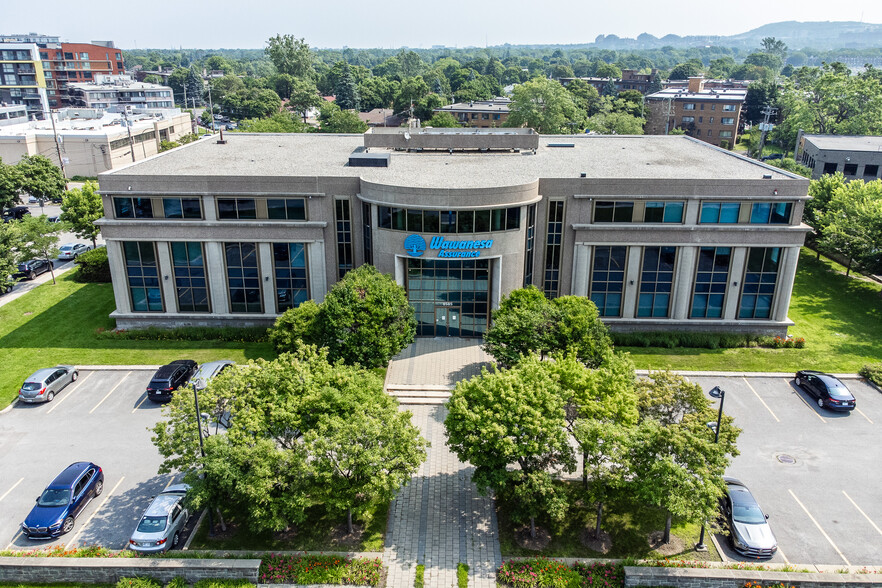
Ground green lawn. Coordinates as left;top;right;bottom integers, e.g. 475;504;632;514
0;273;274;409
622;248;882;373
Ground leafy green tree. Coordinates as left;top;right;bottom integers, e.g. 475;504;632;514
585;110;644;135
761;37;788;60
744;52;783;75
393;77;430;115
317;102;369;133
634;371;708;426
668;61;702;81
708;57;736;79
60;181;102;248
208;74;245;104
819;179;882;275
0;157;24;209
334;61;360;111
594;63;622;79
601;78;617;97
425;111;459;128
445;356;576;538
0;221;22;291
743;80;779;125
646;71;662;94
358;76;399;111
766;158;811;178
16;214;62;284
236;112;308;133
222;88;282;119
265;35;315;78
287;78;322;122
270;73;296;100
505;77;586;134
16;155;65;203
185;66;204;107
565;79;602;116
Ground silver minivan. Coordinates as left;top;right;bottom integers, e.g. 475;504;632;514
18;366;79;403
129;484;190;552
192;360;235;390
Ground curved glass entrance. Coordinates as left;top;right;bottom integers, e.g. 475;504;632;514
406;259;490;337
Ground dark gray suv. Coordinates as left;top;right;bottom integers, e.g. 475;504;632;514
146;360;197;403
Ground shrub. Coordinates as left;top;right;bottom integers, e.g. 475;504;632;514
96;325;268;343
497;558;582;588
74;246;111;282
116;578;161;588
165;578;187;588
415;563;425;588
458;563;469;588
259;553;383;586
193;581;255;588
572;562;624;588
860;363;882;386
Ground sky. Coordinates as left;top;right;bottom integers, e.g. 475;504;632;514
4;0;882;50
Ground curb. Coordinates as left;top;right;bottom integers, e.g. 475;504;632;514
0;398;19;414
181;508;209;551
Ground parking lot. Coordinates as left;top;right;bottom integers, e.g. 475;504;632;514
690;374;882;566
0;368;181;551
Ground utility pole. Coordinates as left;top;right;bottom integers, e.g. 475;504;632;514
122;106;136;162
757;105;778;159
47;110;68;188
183;84;187;109
207;82;215;132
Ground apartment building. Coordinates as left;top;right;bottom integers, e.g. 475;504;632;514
559;69;660;94
0;43;49;120
67;75;174;110
433;98;511;127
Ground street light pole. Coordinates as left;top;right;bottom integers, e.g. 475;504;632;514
696;386;726;552
192;383;213;535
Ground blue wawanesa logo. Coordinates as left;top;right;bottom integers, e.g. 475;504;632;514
404;234;427;257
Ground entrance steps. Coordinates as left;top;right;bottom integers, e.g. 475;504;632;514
386;384;452;405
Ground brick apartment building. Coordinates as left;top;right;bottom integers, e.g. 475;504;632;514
433;98;511;127
559;69;660;95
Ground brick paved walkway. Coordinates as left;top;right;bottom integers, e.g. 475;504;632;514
383;339;501;588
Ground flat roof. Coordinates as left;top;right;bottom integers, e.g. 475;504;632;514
646;88;746;101
105;133;798;188
802;134;882;152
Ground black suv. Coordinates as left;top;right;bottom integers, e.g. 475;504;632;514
14;259;54;280
147;360;198;403
2;206;31;222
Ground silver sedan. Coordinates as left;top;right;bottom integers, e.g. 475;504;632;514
18;366;79;403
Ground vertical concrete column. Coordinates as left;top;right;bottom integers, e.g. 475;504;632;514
155;241;178;314
258;242;275;315
671;246;697;320
491;257;502;310
571;243;591;297
308;240;328;303
202;195;217;221
106;240;131;314
204;241;228;314
684;199;701;225
773;246;801;322
621;246;642;319
724;247;748;320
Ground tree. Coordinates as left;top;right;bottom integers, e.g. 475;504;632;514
646;71;662;94
445;356;576;538
744;52;783;75
565;79;601;116
0;157;24;209
0;221;22;291
760;37;788;60
287;78;322;122
505;77;586;134
184;67;204;107
208;74;245;104
16;214;62;284
222;88;282;119
668;61;702;81
235;112;307;133
317;102;369;133
585;110;645;135
270;264;415;368
60;181;102;248
425;111;459;128
265;35;315;78
16;155;65;203
601;78;617;97
819;179;882;275
334;62;360;111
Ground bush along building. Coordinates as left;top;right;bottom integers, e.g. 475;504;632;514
97;127;809;336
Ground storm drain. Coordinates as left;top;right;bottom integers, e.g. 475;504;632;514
777;454;796;464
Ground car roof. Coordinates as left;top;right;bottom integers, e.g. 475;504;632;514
195;360;234;376
60;243;78;249
25;366;73;381
50;462;96;487
152;361;193;378
144;492;184;517
726;481;760;508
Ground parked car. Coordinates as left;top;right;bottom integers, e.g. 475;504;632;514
761;154;784;161
47;216;62;223
13;259;53;280
28;195;39;204
146;360;198;402
58;243;92;261
719;477;777;558
128;484;190;552
21;462;104;538
192;360;235;390
2;206;31;222
794;370;856;411
18;365;79;403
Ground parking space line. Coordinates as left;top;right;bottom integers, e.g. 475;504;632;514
788;488;850;565
777;546;790;565
45;371;93;414
787;379;826;423
5;530;23;550
742;377;780;422
89;371;131;414
0;477;24;503
65;476;125;549
131;394;149;413
854;407;873;424
842;491;882;536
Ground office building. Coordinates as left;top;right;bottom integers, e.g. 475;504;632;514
794;132;882;181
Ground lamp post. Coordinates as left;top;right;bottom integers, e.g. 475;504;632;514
192;383;213;535
696;385;726;552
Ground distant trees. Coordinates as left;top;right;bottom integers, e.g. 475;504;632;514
16;155;65;204
317;102;368;133
265;35;315;78
668;60;703;81
0;157;24;209
221;87;282;119
333;61;360;111
505;78;586;134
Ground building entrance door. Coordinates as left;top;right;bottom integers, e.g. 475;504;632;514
434;306;460;337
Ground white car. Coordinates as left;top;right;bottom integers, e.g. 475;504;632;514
192;360;235;390
58;243;92;261
129;484;190;552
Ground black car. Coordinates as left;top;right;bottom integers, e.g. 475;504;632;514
795;370;856;411
2;206;31;222
14;259;54;280
147;360;198;403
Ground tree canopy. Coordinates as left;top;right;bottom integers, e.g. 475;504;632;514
505;77;586;134
60;181;102;248
16;155;65;203
265;35;315;78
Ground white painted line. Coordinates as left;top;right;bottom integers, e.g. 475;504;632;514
842;491;882;536
854;407;873;424
89;371;130;414
131;395;149;413
5;530;23;550
789;488;850;566
46;371;93;414
66;476;125;549
0;477;24;503
742;377;780;422
788;379;825;423
777;546;790;565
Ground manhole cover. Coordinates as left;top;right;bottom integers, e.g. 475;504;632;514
777;454;796;464
23;312;33;316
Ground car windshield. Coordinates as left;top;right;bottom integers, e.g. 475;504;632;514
21;382;42;391
38;488;71;507
18;263;28;270
60;246;73;251
733;503;766;524
828;383;852;398
137;515;168;533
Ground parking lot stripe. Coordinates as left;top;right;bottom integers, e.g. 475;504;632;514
132;395;149;413
842;491;882;536
788;488;850;565
854;407;873;424
89;371;131;414
45;371;93;414
777;546;791;565
65;476;125;550
5;530;23;550
743;377;781;422
0;477;24;502
787;379;826;423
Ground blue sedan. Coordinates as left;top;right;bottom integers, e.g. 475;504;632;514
21;462;104;538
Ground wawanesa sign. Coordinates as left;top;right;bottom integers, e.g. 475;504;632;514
404;235;494;258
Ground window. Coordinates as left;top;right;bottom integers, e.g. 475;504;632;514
723;104;736;111
171;242;209;312
524;204;536;287
844;163;858;176
123;242;162;312
273;243;308;312
543;201;564;298
699;202;740;223
823;162;838;174
80;52;89;59
335;198;353;279
377;206;520;232
750;202;792;224
644;201;684;223
267;198;306;220
681;116;695;124
707;130;713;137
683;103;696;111
700;103;705;110
865;164;880;178
162;198;201;219
698;117;703;123
738;247;780;319
711;105;716;110
721;117;735;125
225;243;262;313
638;246;676;317
482;113;489;120
362;202;373;265
590;246;627;317
594;201;634;223
719;131;733;138
709;117;714;123
114;197;153;219
691;247;730;318
217;198;256;219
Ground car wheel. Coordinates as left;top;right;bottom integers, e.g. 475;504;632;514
94;480;104;496
817;397;825;409
27;271;35;280
172;531;180;548
62;516;75;534
72;371;78;381
46;391;55;402
795;376;801;386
